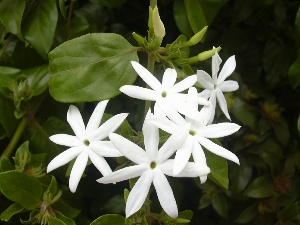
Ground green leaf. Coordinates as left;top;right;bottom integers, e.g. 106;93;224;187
90;0;126;8
278;202;300;221
48;216;67;225
22;0;58;58
0;156;14;172
174;0;193;37
48;33;138;103
0;203;24;222
289;51;300;89
14;141;31;171
234;204;257;224
23;65;49;97
0;171;43;210
231;98;255;129
0;0;25;39
53;199;81;219
205;141;229;189
103;194;126;214
55;211;76;225
58;0;67;19
212;194;228;218
229;158;252;194
184;0;226;33
0;94;20;138
298;114;300;137
90;214;125;225
243;175;275;198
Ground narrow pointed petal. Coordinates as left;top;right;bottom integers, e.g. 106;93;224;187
161;160;210;178
109;133;147;164
67;105;86;140
149;116;177;134
173;138;193;175
162;68;177;90
158;123;190;163
92;113;128;141
197;70;214;90
156;99;186;126
131;61;162;91
212;51;222;82
49;134;81;147
153;169;178;218
143;112;159;160
69;151;88;193
47;146;83;173
217;55;236;85
187;87;198;109
200;176;208;183
198;123;241;138
87;149;112;176
126;170;154;217
198;89;212;99
97;164;148;184
120;85;157;101
90;141;123;157
219;80;239;92
207;91;217;124
197;136;240;164
173;100;203;122
86;100;108;134
216;89;230;120
198;96;210;106
170;75;197;93
191;141;209;183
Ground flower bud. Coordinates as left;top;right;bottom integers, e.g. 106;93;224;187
132;32;147;47
187;46;221;64
152;6;165;39
183;26;208;47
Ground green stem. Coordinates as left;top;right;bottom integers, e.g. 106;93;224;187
144;54;155;116
1;117;27;158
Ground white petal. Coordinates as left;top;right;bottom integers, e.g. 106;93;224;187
207;91;217;124
87;149;112;176
109;133;147;164
197;136;240;164
198;96;210;106
153;169;178;218
173;138;193;175
162;68;177;90
219;80;239;92
170;75;197;93
158;123;190;163
143;112;159;160
172;99;203;122
197;70;214;89
156;98;186;126
49;134;81;147
97;164;148;184
69;151;88;193
149;116;177;134
187;87;198;109
212;51;222;82
198;89;212;99
216;89;230;120
161;160;210;178
217;55;236;85
197;123;240;138
47;146;83;173
86;100;108;134
126;170;154;217
92;113;128;141
120;85;158;101
131;61;162;91
67;105;86;140
192;141;208;183
89;141;123;157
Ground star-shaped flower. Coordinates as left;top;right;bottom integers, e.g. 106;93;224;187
97;111;210;218
120;61;206;125
150;87;240;182
197;52;239;124
47;100;128;193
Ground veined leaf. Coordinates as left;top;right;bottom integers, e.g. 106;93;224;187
48;33;139;103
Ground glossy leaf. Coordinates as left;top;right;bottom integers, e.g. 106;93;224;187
48;216;68;225
0;0;25;39
184;0;226;33
48;33;139;102
205;141;229;189
0;203;24;222
23;65;49;96
0;156;14;172
90;214;125;225
55;211;76;225
212;194;228;218
234;204;257;224
243;175;275;198
173;0;193;37
22;0;58;58
0;171;43;210
288;52;300;89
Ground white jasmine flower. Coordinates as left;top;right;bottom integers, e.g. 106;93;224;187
150;87;240;182
97;112;210;218
47;100;128;193
120;61;206;125
197;52;239;124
